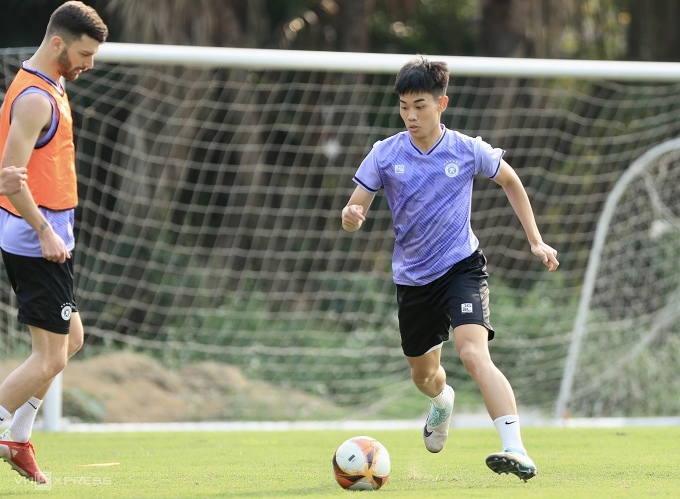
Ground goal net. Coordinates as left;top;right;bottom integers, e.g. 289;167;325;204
1;44;680;420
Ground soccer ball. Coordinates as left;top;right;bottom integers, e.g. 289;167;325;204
332;436;391;491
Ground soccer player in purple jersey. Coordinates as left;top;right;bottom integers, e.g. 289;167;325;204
341;57;559;482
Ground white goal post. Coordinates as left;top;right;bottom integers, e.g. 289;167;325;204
0;43;678;429
97;42;680;80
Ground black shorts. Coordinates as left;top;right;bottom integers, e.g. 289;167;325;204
396;249;494;357
2;250;78;334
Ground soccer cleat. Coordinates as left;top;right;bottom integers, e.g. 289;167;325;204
422;385;454;453
485;448;537;482
0;432;48;484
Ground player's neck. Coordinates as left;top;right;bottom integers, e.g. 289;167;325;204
411;124;444;153
24;52;60;83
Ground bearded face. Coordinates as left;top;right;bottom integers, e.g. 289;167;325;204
56;45;85;81
54;34;100;81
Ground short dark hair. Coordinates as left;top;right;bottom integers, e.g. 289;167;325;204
394;56;449;97
46;1;108;44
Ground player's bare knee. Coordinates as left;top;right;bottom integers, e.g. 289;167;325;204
410;366;439;387
40;352;68;379
458;346;489;378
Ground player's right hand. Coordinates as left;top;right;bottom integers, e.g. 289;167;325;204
342;204;365;232
0;166;28;196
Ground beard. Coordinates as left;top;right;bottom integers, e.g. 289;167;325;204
57;48;83;81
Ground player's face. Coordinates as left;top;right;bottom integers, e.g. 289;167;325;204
57;35;101;81
399;92;448;149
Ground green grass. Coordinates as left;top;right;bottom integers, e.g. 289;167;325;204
1;427;679;497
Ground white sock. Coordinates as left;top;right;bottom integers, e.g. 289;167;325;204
0;404;10;425
430;385;454;409
493;415;526;454
9;397;42;443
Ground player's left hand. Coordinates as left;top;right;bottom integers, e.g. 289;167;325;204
531;242;559;271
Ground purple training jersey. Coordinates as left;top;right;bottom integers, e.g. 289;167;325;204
353;124;504;286
0;207;75;258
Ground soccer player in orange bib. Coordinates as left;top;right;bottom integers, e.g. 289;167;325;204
0;1;108;484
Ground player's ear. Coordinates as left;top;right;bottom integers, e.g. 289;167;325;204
49;35;65;54
438;94;449;111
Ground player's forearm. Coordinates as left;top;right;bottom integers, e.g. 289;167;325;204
6;189;52;236
502;182;544;246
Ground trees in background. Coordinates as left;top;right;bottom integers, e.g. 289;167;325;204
3;0;680;62
627;0;680;62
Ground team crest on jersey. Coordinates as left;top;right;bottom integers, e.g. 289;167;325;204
394;164;405;174
444;162;460;178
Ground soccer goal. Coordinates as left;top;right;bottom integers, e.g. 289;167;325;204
1;43;680;426
555;137;680;419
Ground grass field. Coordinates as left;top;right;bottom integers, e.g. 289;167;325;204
1;426;679;497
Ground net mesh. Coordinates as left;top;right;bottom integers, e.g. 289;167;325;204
1;48;680;417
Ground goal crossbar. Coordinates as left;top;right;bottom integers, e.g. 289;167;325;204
96;42;680;81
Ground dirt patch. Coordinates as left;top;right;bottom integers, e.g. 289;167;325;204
0;352;346;423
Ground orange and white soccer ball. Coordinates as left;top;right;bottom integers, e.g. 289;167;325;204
332;436;391;490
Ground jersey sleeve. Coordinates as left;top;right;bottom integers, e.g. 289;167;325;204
352;141;383;194
474;136;506;179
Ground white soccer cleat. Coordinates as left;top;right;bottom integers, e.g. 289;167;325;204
422;385;454;453
485;448;537;482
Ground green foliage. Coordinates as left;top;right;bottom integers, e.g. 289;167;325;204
62;388;107;423
152;273;401;407
369;0;479;55
79;249;679;418
569;308;680;418
107;272;577;413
